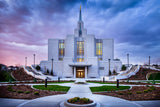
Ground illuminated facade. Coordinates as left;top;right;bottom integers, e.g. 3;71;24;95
40;6;122;78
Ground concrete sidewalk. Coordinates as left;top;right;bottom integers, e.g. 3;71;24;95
0;98;28;107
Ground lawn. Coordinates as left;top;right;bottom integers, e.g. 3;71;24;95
87;81;115;84
140;80;160;83
90;86;130;92
33;85;70;92
48;81;74;84
148;73;160;80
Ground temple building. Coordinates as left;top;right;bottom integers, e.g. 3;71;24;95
40;6;122;78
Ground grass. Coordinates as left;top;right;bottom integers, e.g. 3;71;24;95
140;80;160;84
48;81;74;84
87;81;115;84
90;86;130;92
148;73;160;80
33;85;70;92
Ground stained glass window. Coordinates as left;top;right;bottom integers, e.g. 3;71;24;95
96;43;102;55
77;41;84;56
59;40;65;61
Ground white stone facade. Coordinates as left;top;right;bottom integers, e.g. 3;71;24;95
40;7;122;78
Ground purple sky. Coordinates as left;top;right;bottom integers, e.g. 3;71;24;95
0;0;160;66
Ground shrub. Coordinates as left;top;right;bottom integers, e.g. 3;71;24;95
147;81;150;84
68;97;90;104
109;70;112;76
134;75;137;78
150;86;155;90
25;91;30;94
143;90;148;93
34;91;39;95
7;86;13;91
121;65;126;71
51;70;53;75
117;92;123;95
80;97;90;103
12;90;16;92
146;85;149;87
17;90;23;93
127;92;132;95
36;65;41;71
47;69;49;74
136;91;142;94
147;89;152;92
113;69;116;75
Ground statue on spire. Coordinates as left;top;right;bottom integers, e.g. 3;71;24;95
79;5;82;21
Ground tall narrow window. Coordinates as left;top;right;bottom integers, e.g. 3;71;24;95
96;43;102;55
77;41;84;56
59;40;65;61
96;39;102;61
76;40;84;62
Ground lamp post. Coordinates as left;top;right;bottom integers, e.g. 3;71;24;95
33;54;35;68
127;53;129;67
25;57;27;67
33;54;36;82
51;58;54;75
149;56;150;69
108;59;111;76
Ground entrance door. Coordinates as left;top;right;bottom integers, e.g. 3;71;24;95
76;67;85;78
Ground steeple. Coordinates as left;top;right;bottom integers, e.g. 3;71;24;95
79;5;82;21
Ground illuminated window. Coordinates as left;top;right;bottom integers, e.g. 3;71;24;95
96;43;102;55
77;41;84;56
98;58;102;61
77;58;84;62
59;58;63;61
59;40;65;61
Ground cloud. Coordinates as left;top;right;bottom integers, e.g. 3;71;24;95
0;0;160;65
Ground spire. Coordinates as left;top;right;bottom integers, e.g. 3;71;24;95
79;5;82;21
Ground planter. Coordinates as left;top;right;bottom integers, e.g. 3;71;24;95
60;97;100;107
60;100;98;107
64;100;96;107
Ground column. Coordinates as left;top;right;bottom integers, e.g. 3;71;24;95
74;67;76;78
85;66;87;78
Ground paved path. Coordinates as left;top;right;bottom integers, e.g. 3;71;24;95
16;82;142;107
67;84;92;94
0;98;28;107
133;100;160;107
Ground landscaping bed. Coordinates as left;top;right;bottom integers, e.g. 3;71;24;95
0;85;66;99
87;80;159;85
12;68;40;81
94;86;160;101
67;97;93;104
124;67;159;80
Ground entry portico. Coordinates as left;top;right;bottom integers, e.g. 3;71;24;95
69;63;91;78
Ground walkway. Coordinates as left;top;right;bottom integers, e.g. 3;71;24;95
15;81;143;107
